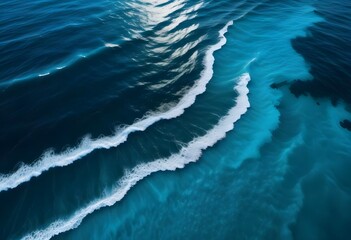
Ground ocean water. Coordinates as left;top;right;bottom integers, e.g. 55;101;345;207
0;0;350;239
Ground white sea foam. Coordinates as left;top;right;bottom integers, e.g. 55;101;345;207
104;43;120;48
38;72;50;77
21;72;250;240
0;21;233;193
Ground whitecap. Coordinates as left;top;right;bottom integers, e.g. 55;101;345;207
38;72;50;77
56;66;66;70
104;43;120;48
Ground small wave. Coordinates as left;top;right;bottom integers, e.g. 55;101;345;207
21;73;250;240
0;57;83;87
0;21;233;193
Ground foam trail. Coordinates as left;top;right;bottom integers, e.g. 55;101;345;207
21;73;250;240
0;21;233;193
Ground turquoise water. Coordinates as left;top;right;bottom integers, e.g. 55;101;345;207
1;0;351;239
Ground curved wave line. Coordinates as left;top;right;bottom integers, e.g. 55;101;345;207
21;72;250;240
0;21;233;193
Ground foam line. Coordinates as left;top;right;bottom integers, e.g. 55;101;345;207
0;21;233;193
21;73;251;240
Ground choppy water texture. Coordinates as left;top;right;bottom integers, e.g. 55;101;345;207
0;0;350;239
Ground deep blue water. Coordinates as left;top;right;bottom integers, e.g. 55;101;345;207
0;0;350;239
